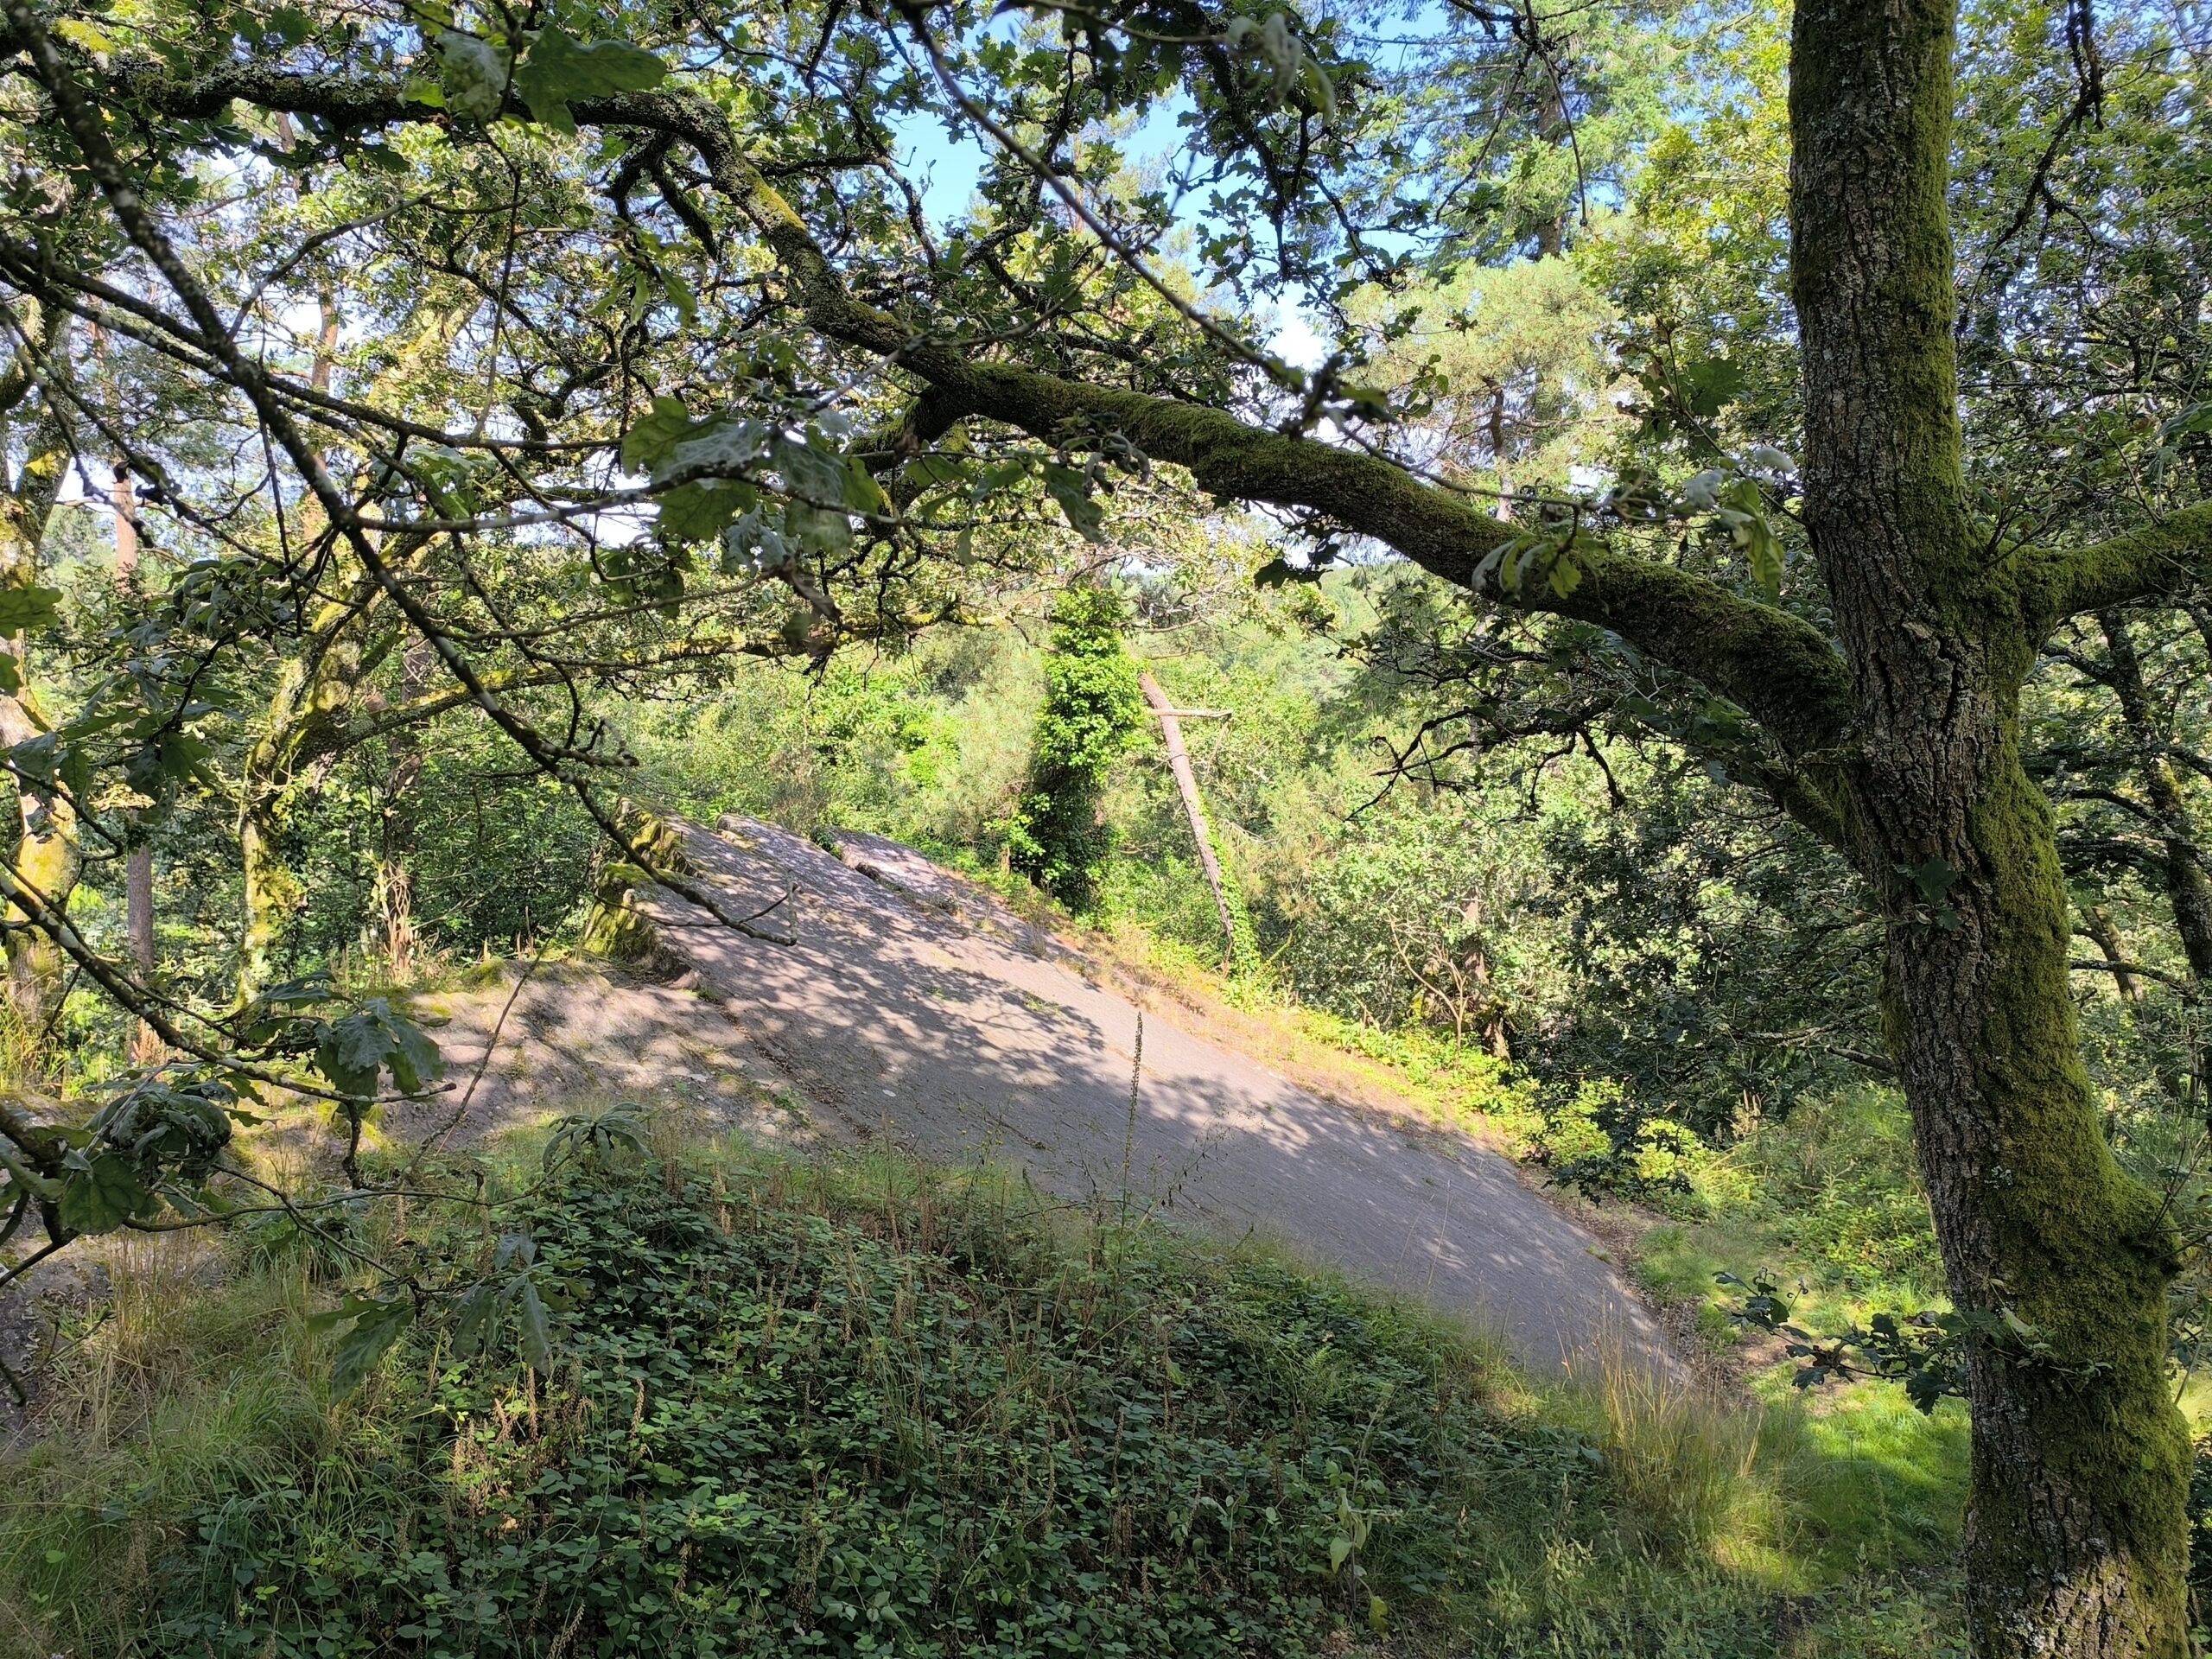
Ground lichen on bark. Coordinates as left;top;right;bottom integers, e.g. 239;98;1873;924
579;804;696;963
1925;756;2191;1655
238;590;398;995
1786;0;2194;1646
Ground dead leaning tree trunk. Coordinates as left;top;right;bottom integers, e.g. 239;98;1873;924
1137;672;1237;967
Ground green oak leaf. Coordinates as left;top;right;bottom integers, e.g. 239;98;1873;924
435;29;509;124
621;396;694;473
513;29;666;137
58;1152;154;1236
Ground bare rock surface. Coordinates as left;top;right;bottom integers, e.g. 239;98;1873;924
389;961;836;1155
613;814;1679;1377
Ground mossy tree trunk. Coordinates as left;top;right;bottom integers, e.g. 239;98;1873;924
237;538;620;995
1865;741;2188;1653
0;346;73;1034
237;523;456;996
1793;0;2188;1648
0;669;75;1028
238;583;400;996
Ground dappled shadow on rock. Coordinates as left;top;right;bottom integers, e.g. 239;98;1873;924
389;960;836;1156
633;816;1677;1378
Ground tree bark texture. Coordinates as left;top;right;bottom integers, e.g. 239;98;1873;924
0;392;72;1034
1794;1;2189;1649
238;588;394;996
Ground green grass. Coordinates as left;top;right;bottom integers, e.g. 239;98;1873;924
1604;1087;1971;1577
0;1232;334;1658
1024;929;1976;1600
3;1127;1964;1657
1631;1087;1945;1346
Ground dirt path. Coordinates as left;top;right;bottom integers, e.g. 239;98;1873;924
592;816;1675;1378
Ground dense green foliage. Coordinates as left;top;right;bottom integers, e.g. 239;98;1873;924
3;1138;1969;1659
159;1166;1549;1656
283;718;601;967
1007;588;1146;910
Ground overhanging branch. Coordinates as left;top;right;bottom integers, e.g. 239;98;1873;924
92;56;1858;761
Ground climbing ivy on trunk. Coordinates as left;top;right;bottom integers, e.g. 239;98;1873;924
1007;587;1144;910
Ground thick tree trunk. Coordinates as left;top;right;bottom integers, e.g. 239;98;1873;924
238;279;365;997
238;590;391;995
1876;747;2188;1654
0;417;71;1034
1792;1;2190;1649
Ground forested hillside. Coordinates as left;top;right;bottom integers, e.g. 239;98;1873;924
3;0;2212;1652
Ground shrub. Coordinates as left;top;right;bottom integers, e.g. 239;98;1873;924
139;1160;1603;1657
1518;1077;1717;1215
1729;1088;1942;1294
287;720;599;964
1272;804;1541;1051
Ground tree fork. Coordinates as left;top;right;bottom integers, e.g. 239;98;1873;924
238;576;410;997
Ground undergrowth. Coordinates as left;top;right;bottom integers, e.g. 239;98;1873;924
3;1134;1963;1657
823;878;1974;1608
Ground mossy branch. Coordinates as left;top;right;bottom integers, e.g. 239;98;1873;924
2020;500;2212;635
